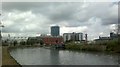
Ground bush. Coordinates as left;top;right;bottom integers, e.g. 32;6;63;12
65;44;106;52
106;39;119;52
20;41;26;45
65;39;119;53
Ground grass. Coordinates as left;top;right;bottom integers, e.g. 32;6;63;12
2;46;21;67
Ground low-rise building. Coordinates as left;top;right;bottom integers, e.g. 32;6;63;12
43;36;63;45
110;32;119;39
94;32;120;44
94;36;111;42
27;36;44;45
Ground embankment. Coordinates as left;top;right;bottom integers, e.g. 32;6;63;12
2;46;21;67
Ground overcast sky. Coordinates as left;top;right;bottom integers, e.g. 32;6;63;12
1;1;119;40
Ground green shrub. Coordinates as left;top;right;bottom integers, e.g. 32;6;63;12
65;39;119;53
106;39;119;52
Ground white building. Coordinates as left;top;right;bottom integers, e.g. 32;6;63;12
63;32;83;42
63;33;72;42
10;37;28;43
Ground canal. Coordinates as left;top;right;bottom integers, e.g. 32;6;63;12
10;47;119;65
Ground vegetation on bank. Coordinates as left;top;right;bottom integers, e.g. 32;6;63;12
65;39;120;53
2;39;44;46
2;36;120;53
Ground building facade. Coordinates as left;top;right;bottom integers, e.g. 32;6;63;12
51;26;60;36
94;32;119;43
110;32;118;39
63;32;83;42
43;36;63;45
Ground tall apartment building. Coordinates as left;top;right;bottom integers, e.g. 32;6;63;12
51;26;60;36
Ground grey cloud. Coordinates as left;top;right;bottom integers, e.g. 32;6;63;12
101;18;118;25
2;23;49;34
2;2;118;27
2;2;50;11
2;2;118;39
47;3;79;22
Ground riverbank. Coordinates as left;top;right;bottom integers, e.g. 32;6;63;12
65;44;120;54
2;46;21;67
11;43;120;54
65;39;120;53
0;47;2;67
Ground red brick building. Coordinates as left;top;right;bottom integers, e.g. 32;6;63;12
43;36;63;45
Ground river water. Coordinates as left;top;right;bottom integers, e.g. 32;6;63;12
10;47;119;65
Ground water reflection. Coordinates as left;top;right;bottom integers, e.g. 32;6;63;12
10;47;119;65
50;49;60;65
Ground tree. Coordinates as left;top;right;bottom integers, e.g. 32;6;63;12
40;40;44;45
20;41;26;45
13;40;18;46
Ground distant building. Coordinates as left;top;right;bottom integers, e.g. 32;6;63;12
110;32;118;39
51;26;60;36
27;36;43;45
85;34;88;42
94;36;111;42
94;32;119;42
94;36;111;44
63;32;83;42
12;37;28;42
43;36;63;45
63;33;71;42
